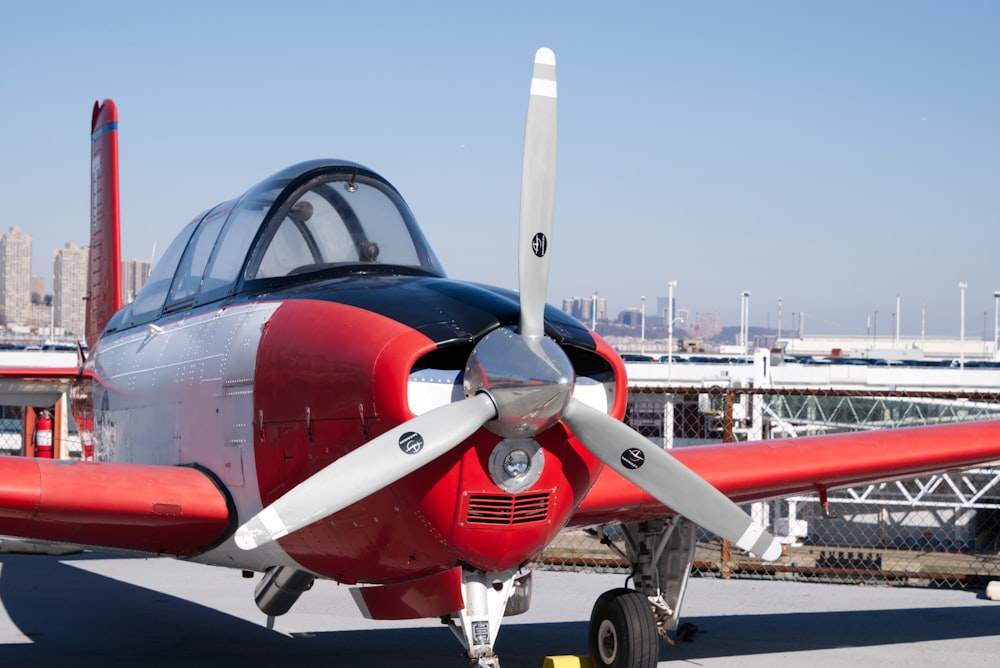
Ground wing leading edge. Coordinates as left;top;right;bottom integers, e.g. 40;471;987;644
570;419;1000;527
0;457;234;556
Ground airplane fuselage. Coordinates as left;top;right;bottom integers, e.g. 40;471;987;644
87;160;624;584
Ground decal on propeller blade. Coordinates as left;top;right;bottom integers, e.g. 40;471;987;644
399;431;424;455
531;232;548;258
620;448;645;470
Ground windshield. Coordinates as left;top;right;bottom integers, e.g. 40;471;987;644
246;171;444;280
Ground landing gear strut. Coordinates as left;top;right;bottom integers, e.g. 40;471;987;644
589;517;697;667
445;566;531;668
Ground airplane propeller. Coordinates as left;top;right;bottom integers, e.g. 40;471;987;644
562;400;782;559
234;393;497;550
518;46;558;340
235;48;782;562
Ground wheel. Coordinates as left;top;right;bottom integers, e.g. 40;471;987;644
588;588;659;668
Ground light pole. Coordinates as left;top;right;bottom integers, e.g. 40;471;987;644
667;281;677;368
994;291;999;360
895;293;900;348
777;297;782;344
740;291;751;354
640;296;646;355
959;281;968;369
921;303;926;349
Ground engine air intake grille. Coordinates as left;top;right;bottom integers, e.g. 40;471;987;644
464;491;551;526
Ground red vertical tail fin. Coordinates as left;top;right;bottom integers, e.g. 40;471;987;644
88;100;123;349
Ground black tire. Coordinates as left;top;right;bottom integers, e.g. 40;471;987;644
588;588;659;668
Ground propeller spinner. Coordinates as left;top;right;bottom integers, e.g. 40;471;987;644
235;48;782;562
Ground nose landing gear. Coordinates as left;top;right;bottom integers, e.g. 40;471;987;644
445;567;530;668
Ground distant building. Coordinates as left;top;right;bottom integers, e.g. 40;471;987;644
561;295;608;325
121;258;152;304
53;242;89;336
656;296;674;323
0;226;32;326
562;296;585;320
30;303;53;330
619;307;643;327
30;276;45;304
680;339;705;353
593;296;608;322
689;311;722;339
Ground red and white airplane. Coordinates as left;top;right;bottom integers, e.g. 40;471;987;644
3;48;1000;668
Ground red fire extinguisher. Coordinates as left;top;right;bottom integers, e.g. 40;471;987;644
34;409;54;458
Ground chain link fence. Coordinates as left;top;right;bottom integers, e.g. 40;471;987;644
0;406;25;456
539;387;1000;588
4;385;999;586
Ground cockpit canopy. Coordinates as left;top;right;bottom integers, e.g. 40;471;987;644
113;161;445;330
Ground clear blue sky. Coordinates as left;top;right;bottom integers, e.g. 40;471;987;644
2;1;997;337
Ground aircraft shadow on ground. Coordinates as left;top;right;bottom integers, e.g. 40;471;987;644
1;555;999;666
662;600;1000;663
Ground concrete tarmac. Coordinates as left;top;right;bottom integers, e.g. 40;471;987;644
1;551;999;667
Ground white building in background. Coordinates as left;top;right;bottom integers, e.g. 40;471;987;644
561;295;608;324
121;258;152;304
53;242;89;336
780;334;998;362
0;226;32;327
30;276;45;304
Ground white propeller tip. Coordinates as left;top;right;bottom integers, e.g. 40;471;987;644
234;528;263;551
760;540;784;562
535;47;556;65
735;522;783;561
234;507;290;550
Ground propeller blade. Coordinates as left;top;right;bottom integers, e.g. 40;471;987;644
562;399;783;560
235;393;497;550
517;47;558;339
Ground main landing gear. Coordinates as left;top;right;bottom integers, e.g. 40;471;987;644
588;517;697;668
444;518;694;668
590;588;659;668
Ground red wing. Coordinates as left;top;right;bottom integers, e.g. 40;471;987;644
0;456;233;556
0;367;232;556
570;419;1000;527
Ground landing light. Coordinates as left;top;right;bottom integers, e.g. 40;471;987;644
504;450;530;476
489;438;544;493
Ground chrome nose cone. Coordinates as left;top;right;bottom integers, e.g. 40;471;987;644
464;327;574;439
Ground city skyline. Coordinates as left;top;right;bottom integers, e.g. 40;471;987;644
4;224;995;342
0;225;151;336
2;3;997;339
560;287;1000;343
